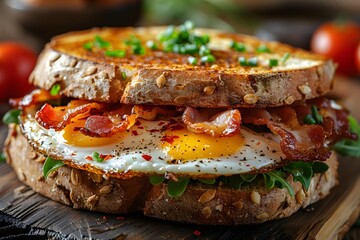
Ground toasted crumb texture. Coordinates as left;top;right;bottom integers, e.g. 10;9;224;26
29;27;335;108
5;125;338;224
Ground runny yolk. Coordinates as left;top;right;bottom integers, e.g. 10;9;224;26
62;119;124;147
161;127;244;161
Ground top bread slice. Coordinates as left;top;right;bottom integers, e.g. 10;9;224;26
30;27;336;108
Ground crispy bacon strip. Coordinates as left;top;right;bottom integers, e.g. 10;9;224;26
182;106;241;137
35;101;106;130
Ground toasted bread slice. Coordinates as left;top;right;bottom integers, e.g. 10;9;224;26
30;27;335;108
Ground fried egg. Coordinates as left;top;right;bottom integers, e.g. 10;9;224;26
22;115;285;177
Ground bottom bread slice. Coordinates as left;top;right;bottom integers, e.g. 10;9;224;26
4;124;339;225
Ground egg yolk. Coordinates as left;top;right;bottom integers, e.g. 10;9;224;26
62;119;124;147
161;127;244;161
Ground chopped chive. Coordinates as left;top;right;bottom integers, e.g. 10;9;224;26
50;83;61;96
132;45;145;55
105;49;126;58
256;44;271;53
269;59;279;67
121;71;127;80
304;114;316;124
230;41;246;52
94;35;111;49
311;105;323;124
281;52;291;64
146;40;158;50
83;42;93;51
92;152;104;162
200;54;215;64
187;56;198;65
247;57;258;66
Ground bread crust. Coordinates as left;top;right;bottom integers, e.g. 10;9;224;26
29;27;335;108
4;125;338;224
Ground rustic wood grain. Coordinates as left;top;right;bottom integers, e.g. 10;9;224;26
0;78;360;240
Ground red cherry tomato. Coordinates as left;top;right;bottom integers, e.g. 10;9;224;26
0;42;37;101
311;21;360;76
356;43;360;74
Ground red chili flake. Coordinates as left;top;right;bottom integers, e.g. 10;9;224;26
193;230;201;236
99;154;114;161
171;124;184;130
142;154;152;161
158;121;165;126
149;129;160;133
86;156;93;161
246;164;250;167
116;216;125;220
132;130;139;136
257;141;261;146
138;126;144;129
161;135;180;144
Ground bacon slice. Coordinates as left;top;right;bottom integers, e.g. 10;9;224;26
182;107;241;137
35;101;106;130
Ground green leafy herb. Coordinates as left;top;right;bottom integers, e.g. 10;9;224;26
121;71;127;80
256;44;271;53
50;84;61;96
187;56;198;65
2;109;21;125
334;116;360;157
304;114;316;125
281;52;291;64
94;35;111;49
226;175;245;189
0;152;6;163
125;35;145;55
149;175;165;185
283;161;313;191
240;174;257;182
304;105;323;124
263;170;295;196
105;49;126;58
269;59;278;67
312;161;329;173
43;157;65;179
83;42;93;51
238;56;257;67
167;177;189;197
230;41;246;52
92;152;104;162
199;45;211;56
198;178;216;184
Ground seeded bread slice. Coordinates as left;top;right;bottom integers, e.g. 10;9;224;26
30;27;336;108
5;125;339;224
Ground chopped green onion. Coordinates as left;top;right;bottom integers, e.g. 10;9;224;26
230;41;246;52
2;109;21;125
94;35;111;49
121;71;127;80
304;114;316;125
269;59;279;67
105;49;126;58
311;105;323;124
247;57;258;66
187;56;198;65
132;45;145;55
50;84;61;96
183;20;194;30
256;44;271;53
238;56;247;66
281;52;291;64
199;45;211;56
200;54;215;64
43;157;65;179
146;40;158;50
83;42;93;51
92;152;104;162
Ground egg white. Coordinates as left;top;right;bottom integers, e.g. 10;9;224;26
22;115;286;176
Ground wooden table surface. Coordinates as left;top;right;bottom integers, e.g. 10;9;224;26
0;78;360;240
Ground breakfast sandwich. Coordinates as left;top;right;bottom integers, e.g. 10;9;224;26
3;22;359;225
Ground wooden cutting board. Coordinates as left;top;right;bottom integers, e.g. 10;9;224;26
0;78;360;240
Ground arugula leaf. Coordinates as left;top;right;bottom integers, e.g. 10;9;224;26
43;157;65;179
226;175;245;189
283;161;313;191
312;161;329;173
198;178;216;184
240;174;257;182
149;175;165;185
167;177;189;197
263;170;295;196
334;116;360;157
3;109;21;125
